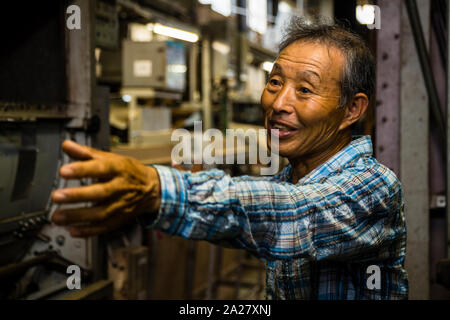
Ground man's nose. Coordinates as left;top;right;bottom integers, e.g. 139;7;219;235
272;85;296;114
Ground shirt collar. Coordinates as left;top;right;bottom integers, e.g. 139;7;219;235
276;135;373;184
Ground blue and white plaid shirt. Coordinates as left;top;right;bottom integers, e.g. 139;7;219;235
140;136;409;299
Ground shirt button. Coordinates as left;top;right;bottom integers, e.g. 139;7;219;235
162;221;171;229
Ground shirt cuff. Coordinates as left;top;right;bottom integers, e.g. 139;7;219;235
137;165;188;235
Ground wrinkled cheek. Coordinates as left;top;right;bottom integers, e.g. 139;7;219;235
297;106;342;132
304;123;340;149
295;107;327;126
261;102;272;128
260;90;273;111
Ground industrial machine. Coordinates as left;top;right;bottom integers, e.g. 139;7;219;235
0;0;112;299
123;39;187;91
121;39;188;144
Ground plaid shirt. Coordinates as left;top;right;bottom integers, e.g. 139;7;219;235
140;136;409;299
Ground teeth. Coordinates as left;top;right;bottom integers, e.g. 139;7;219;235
272;123;290;131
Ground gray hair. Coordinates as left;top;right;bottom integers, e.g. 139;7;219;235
279;17;375;109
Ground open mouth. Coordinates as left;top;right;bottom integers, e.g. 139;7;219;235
268;120;298;138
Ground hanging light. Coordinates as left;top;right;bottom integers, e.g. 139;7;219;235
212;41;230;55
356;4;376;25
261;61;274;73
152;23;199;43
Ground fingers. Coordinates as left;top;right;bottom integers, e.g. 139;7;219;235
68;214;133;238
59;159;116;180
62;140;109;160
52;205;109;225
62;140;94;160
69;224;107;238
53;141;158;238
52;198;135;237
52;179;121;204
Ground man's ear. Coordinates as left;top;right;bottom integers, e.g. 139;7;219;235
338;93;369;131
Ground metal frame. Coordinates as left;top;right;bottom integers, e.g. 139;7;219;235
202;38;213;129
66;0;96;128
375;0;402;175
447;0;450;259
377;0;431;299
405;0;446;151
400;0;431;299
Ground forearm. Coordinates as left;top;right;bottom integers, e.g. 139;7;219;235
138;165;271;255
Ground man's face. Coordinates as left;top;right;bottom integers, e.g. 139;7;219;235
261;40;347;161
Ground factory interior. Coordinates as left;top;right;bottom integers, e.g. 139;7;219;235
1;0;450;301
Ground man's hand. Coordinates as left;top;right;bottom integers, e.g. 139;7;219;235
51;140;161;238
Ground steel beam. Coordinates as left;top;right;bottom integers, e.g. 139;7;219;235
447;0;450;259
66;0;96;128
400;0;430;299
404;0;446;151
376;0;431;299
202;38;212;129
375;0;402;176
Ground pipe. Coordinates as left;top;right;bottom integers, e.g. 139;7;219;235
404;0;446;149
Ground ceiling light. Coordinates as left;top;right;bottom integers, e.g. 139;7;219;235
261;61;274;73
211;0;231;16
356;4;376;25
167;65;187;73
153;23;199;43
212;41;230;55
122;94;132;103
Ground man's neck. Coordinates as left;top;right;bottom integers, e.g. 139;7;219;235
289;132;352;184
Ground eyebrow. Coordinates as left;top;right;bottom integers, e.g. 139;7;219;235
271;64;321;85
298;70;321;84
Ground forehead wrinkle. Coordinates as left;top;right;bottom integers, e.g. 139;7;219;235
272;61;322;78
273;47;343;89
276;54;325;70
279;41;344;80
271;61;323;88
297;70;321;83
271;63;282;74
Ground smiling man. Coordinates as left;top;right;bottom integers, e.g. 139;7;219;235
51;18;408;299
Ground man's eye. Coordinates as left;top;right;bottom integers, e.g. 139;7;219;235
299;87;312;94
269;79;280;86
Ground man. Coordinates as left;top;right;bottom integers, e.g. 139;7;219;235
51;18;408;299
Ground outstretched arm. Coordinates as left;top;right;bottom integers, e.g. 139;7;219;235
52;140;405;263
